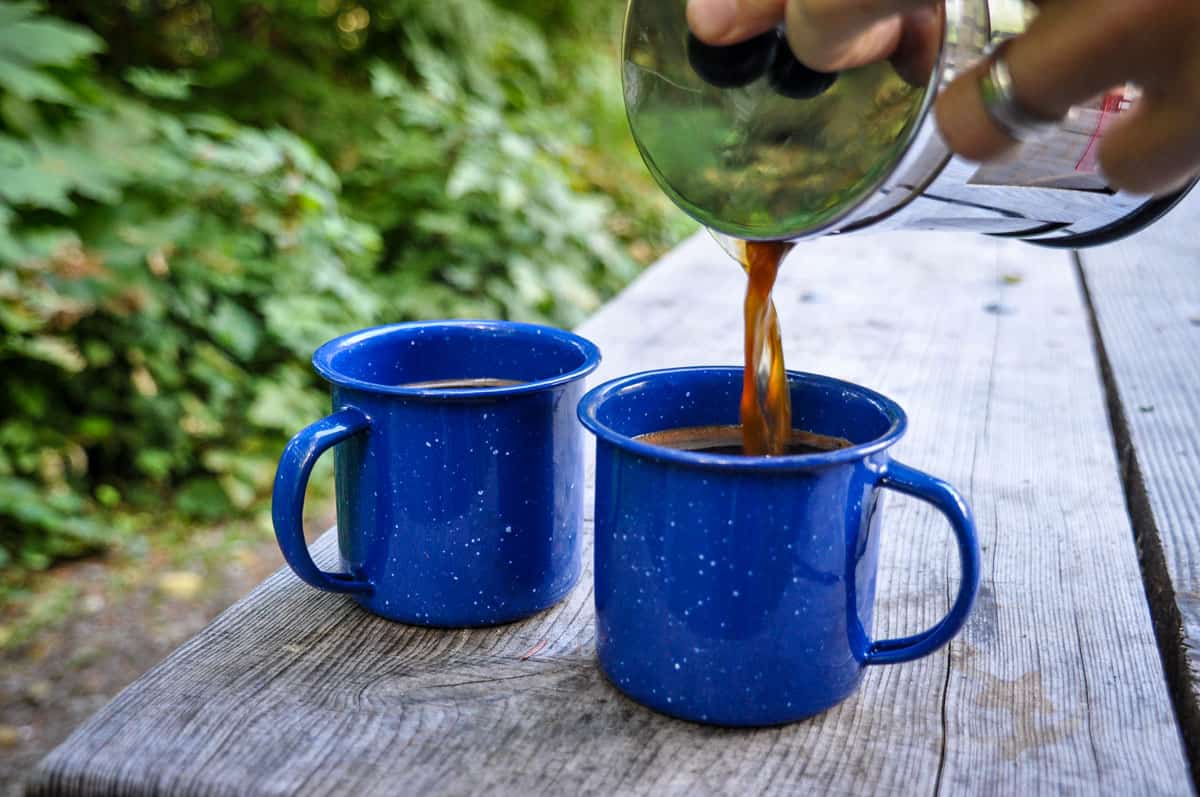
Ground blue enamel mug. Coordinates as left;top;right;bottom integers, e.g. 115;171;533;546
578;367;980;726
273;321;600;627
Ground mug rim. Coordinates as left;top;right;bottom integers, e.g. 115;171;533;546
312;320;601;398
577;366;907;471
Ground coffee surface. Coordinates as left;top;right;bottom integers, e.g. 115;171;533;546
401;377;525;389
638;424;851;456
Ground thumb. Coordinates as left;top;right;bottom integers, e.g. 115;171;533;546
687;0;787;46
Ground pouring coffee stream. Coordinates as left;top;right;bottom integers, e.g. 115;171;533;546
738;240;793;456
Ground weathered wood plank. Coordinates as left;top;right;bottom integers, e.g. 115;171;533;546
1077;189;1200;774
30;230;1190;795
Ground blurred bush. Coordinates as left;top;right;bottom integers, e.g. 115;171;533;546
0;0;692;572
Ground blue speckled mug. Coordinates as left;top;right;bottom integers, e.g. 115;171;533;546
273;321;600;627
578;367;979;726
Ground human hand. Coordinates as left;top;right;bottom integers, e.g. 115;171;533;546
686;0;1200;195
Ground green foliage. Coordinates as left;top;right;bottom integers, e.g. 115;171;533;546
0;1;101;102
0;0;692;575
354;56;633;325
0;9;380;569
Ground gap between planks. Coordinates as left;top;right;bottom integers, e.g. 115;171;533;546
1074;249;1200;786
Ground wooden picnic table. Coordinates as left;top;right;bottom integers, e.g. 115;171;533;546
28;192;1200;795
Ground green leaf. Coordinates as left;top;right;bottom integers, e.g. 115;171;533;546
94;484;119;507
210;299;262;360
262;294;362;358
0;12;103;70
77;416;113;439
124;67;192;100
0;135;77;212
10;336;86;372
175;477;232;520
0;60;70;102
247;365;325;433
134;450;174;481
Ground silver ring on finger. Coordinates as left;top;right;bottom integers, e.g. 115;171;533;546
978;39;1062;144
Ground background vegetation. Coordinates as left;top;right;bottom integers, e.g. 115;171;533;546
0;0;691;579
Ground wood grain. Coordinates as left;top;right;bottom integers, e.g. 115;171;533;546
1077;189;1200;776
30;230;1191;795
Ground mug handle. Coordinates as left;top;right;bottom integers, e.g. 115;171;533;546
272;407;373;595
864;460;980;665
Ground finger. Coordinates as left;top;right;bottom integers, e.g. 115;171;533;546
784;0;938;72
890;6;943;86
1100;92;1200;196
935;0;1174;161
687;0;785;46
934;60;1017;161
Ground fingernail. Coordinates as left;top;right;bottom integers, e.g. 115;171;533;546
687;0;739;44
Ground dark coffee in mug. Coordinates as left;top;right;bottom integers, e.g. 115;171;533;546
637;424;851;456
401;377;526;389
